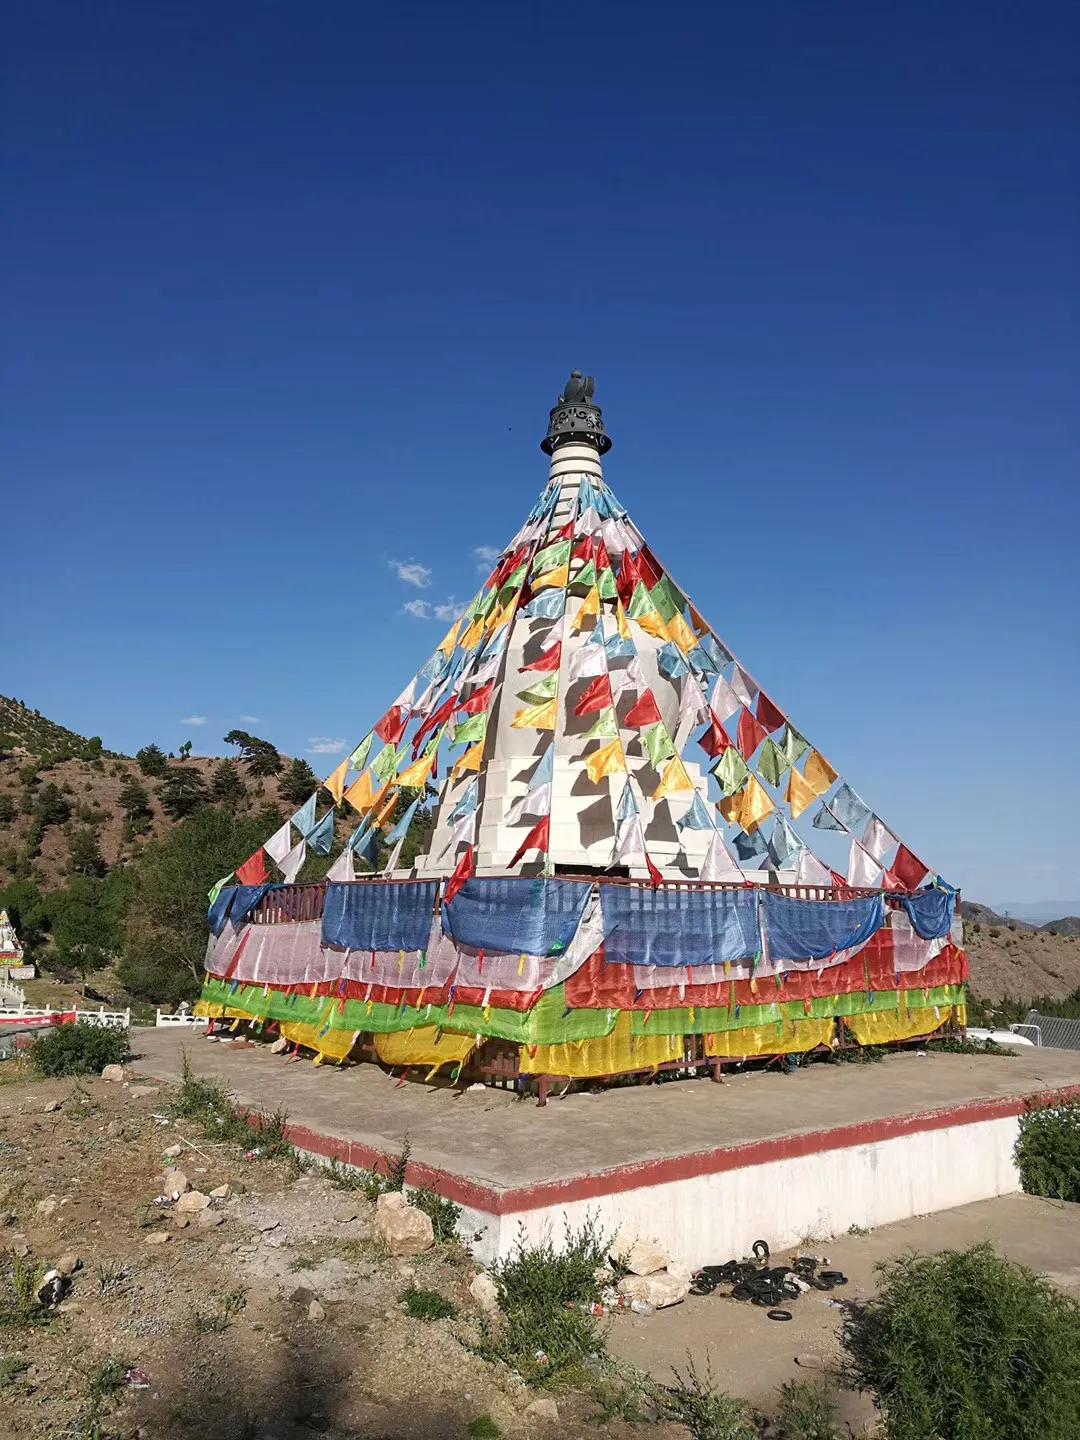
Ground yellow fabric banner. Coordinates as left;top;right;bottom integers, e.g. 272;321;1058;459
343;770;375;814
460;617;485;651
373;1027;476;1068
437;618;462;657
785;765;817;819
511;698;557;730
615;603;632;640
396;751;436;790
520;1013;683;1077
666;611;697;655
280;1019;357;1063
631;608;669;641
705;1018;835;1058
721;775;774;832
572;587;601;629
533;563;569;592
452;742;484;780
322;759;350;804
845;1003;956;1047
653;755;693;800
804;750;838;796
585;738;627;784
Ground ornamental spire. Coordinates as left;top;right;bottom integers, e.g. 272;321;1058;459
541;370;612;455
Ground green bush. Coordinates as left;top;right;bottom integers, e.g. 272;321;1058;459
1015;1098;1080;1202
400;1284;457;1321
30;1023;130;1078
409;1185;461;1243
774;1378;841;1439
842;1243;1080;1439
659;1354;757;1439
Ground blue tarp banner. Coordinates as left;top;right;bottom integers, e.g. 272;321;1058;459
900;887;956;940
442;878;592;956
764;891;886;960
322;882;438;953
600;886;761;968
207;885;273;936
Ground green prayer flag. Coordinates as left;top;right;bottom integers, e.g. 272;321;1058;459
208;873;233;905
373;744;399;782
598;566;618;601
758;737;789;786
780;724;809;766
627;580;659;620
714;747;750;796
573;558;597;589
642;721;676;768
650;576;685;623
521;672;559;703
534;539;571;575
584;707;618;740
473;588;497;619
499;562;528;595
422;725;445;757
349;733;373;771
452;712;488;746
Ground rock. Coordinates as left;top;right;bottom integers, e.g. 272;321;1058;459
209;1184;233;1199
144;1231;171;1245
106;1120;126;1140
469;1272;500;1313
289;1286;316;1307
35;1197;60;1219
54;1252;81;1277
257;1217;280;1232
8;1234;30;1258
176;1190;211;1214
263;1230;288;1248
621;1238;671;1276
616;1270;690;1310
307;1299;326;1322
196;1209;224;1230
162;1170;191;1195
43;1100;62;1114
163;1143;183;1159
593;1264;615;1284
101;1064;126;1082
171;1215;191;1230
374;1192;434;1257
127;1085;159;1099
333;1205;360;1224
525;1397;560;1421
269;1037;289;1054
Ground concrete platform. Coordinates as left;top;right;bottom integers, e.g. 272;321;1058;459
133;1028;1080;1267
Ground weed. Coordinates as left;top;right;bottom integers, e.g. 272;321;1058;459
193;1286;248;1333
170;1053;306;1170
288;1236;372;1271
325;1158;368;1191
409;1185;461;1243
1015;1097;1080;1202
774;1379;841;1439
386;1133;411;1190
659;1354;757;1439
96;1260;133;1298
192;1309;231;1335
926;1035;1010;1057
579;1357;654;1422
88;1357;130;1402
400;1284;457;1321
0;1354;29;1388
846;1223;870;1237
30;1023;130;1078
0;1256;49;1329
467;1419;501;1439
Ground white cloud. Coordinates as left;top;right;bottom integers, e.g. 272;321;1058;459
307;737;347;755
433;598;460;621
403;598;431;619
181;715;207;726
239;714;261;725
474;545;500;572
390;559;432;588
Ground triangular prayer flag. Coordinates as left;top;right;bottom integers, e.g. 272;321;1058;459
710;676;741;723
700;831;743;881
615;602;632;641
306;809;335;856
450;778;479;822
623;691;662;729
677;793;714;831
794;850;833;887
862;815;898;865
613;813;647;867
831;782;871;832
343;770;375;814
533;538;571;575
509;816;550;868
757;737;789;787
208;873;234;905
452;742;485;780
812;801;846;832
616;778;639;822
642;721;676;769
506;781;552;825
373;744;400;783
519;642;561;673
780;725;808;767
322;759;350;805
890;844;930;891
291;794;317;836
730;665;758;709
384;797;420;846
657;643;689;681
458;681;494;716
397;750;437;790
756;692;786;733
666;611;697;655
572;586;601;629
521;671;560;701
280;838;307;883
325;848;355;883
785;766;817;819
374;705;408;746
732;827;767;862
443;845;476;905
574;674;613;716
437;618;462;658
573;559;597;591
348;734;374;772
585;738;626;784
653;755;693;801
533;562;569;592
264;821;293;867
522;590;566;620
236;848;268;886
451;712;488;746
511;698;557;730
847;838;884;889
698;715;732;759
583;707;619;740
737;709;769;760
568;643;607;680
768;815;804;868
803;750;838;796
714;746;750;796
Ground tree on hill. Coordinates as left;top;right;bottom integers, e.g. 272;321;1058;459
68;826;106;877
178;740;193;761
223;728;283;777
157;766;208;820
33;782;71;829
279;758;320;806
136;743;169;778
118;806;267;1002
46;874;124;981
0;795;15;823
118;777;153;837
210;760;246;809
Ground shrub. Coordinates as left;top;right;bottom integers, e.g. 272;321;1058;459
659;1354;757;1439
400;1284;457;1321
410;1186;461;1243
1015;1098;1080;1202
30;1023;130;1079
774;1378;841;1439
842;1243;1080;1439
169;1053;306;1170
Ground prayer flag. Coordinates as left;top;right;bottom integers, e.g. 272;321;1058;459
803;750;838;796
574;674;613;716
756;692;786;733
306;809;335;856
322;759;350;805
890;844;930;891
343;770;375;814
519;641;561;673
585;738;626;784
511;698;558;730
623;691;662;729
236;848;268;886
653;755;693;800
444;845;476;905
509;816;550;867
785;765;817;819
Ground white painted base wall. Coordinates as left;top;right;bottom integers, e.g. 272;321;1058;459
455;1113;1024;1269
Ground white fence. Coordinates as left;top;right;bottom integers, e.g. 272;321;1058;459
0;1004;131;1030
155;1009;209;1028
0;982;27;1007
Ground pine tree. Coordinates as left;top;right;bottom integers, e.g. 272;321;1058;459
210;760;246;808
136;743;169;778
68;825;106;877
157;766;208;820
279;758;319;805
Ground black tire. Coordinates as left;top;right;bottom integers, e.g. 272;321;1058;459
752;1239;771;1262
767;1308;793;1321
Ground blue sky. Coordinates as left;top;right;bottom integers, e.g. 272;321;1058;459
3;2;1077;910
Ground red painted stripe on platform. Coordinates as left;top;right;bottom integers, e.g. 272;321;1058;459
265;1083;1080;1218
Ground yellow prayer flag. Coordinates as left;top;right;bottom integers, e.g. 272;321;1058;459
322;759;349;804
533;563;569;592
487;598;514;634
785;765;817;819
585;738;626;784
511;698;557;730
740;775;775;832
452;742;484;780
396;751;436;790
437;617;462;657
572;586;601;630
803;750;838;796
653;755;693;801
665;611;697;655
460;616;485;651
631;608;669;641
342;770;374;814
689;605;710;637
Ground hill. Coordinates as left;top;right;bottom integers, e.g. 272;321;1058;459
0;694;120;763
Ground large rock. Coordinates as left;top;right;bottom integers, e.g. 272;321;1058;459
101;1065;125;1082
525;1397;559;1421
469;1272;500;1313
621;1238;671;1276
374;1191;434;1256
617;1269;690;1310
54;1252;81;1277
175;1190;211;1214
162;1170;191;1195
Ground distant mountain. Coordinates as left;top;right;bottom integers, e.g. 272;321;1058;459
963;901;1035;931
993;899;1080;925
0;695;121;763
1041;916;1080;937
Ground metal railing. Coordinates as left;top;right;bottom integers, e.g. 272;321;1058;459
1021;1011;1080;1052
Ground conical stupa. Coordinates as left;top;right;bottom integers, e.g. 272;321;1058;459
198;374;966;1081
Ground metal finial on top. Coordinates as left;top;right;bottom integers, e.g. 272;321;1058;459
541;370;612;455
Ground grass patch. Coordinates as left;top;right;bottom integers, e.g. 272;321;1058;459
0;1257;50;1330
170;1052;307;1171
288;1236;373;1272
466;1418;501;1439
30;1022;130;1078
0;1354;29;1388
324;1158;369;1191
925;1035;1011;1057
658;1353;757;1439
1015;1097;1080;1202
842;1242;1080;1439
400;1284;457;1321
410;1185;461;1243
774;1379;841;1439
96;1260;132;1299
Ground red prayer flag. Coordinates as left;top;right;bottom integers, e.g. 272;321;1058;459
571;534;595;562
698;715;732;758
375;705;408;746
890;844;930;891
509;816;550;868
236;848;268;886
595;540;613;572
623;691;662;728
756;692;786;734
737;709;769;759
519;642;562;674
444;845;476;905
638;545;664;590
412;694;456;755
574;674;613;716
618;549;642;604
645;851;664;888
458;681;494;716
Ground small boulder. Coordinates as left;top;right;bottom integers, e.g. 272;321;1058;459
176;1190;211;1214
209;1184;233;1199
101;1064;126;1082
307;1299;326;1323
106;1119;126;1140
469;1272;500;1313
163;1143;183;1159
196;1209;224;1230
54;1252;81;1277
289;1286;316;1307
525;1397;559;1421
35;1197;60;1219
621;1238;671;1276
162;1170;191;1195
257;1217;280;1233
269;1037;289;1055
8;1234;30;1258
42;1100;62;1114
374;1191;434;1257
171;1215;191;1230
144;1231;171;1246
616;1269;689;1310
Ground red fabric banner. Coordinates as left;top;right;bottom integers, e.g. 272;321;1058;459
891;844;930;891
458;681;494;716
623;691;662;728
444;845;476;905
236;849;268;886
698;715;732;758
756;692;786;733
574;675;613;716
519;642;562;674
375;705;409;746
737;709;769;759
510;817;550;868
